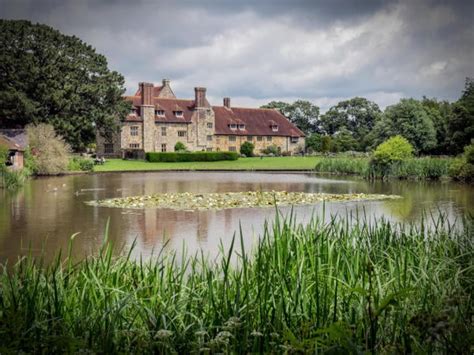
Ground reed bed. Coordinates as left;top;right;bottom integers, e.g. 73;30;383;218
0;213;472;353
314;156;454;180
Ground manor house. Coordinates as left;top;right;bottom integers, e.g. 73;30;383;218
96;79;305;157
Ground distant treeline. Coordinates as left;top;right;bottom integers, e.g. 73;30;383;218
262;78;473;156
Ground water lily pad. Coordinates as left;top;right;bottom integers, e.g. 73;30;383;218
85;191;400;211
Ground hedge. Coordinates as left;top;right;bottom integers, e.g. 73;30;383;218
145;151;239;162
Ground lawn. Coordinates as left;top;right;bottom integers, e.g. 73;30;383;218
94;156;321;172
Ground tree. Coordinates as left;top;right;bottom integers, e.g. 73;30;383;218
370;135;414;179
447;78;474;154
372;98;437;154
320;97;381;151
332;126;358;152
421;97;452;155
261;100;320;134
26;123;70;175
0;20;131;150
240;141;255;157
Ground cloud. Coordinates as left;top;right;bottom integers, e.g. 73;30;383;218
1;0;473;111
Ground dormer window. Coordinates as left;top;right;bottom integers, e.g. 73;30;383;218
238;124;245;130
131;108;138;115
229;123;237;130
155;109;165;116
174;110;183;117
271;125;279;132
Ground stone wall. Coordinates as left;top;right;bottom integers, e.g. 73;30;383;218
214;135;304;154
154;123;192;152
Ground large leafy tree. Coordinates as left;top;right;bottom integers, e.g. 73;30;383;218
421;97;452;155
320;97;381;151
372;98;437;154
447;78;474;154
261;100;320;134
0;20;130;150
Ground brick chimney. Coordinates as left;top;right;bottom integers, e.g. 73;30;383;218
223;97;231;109
139;82;154;106
194;87;207;108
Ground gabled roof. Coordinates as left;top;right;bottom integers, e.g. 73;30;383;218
134;85;163;97
0;129;27;151
213;107;305;137
124;97;194;123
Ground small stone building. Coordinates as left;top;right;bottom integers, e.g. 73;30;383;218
97;79;305;157
0;129;28;169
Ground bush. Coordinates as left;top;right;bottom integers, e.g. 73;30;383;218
370;136;414;179
27;124;71;175
146;151;239;162
240;141;255;157
449;143;474;181
262;145;280;156
174;141;187;152
68;157;94;172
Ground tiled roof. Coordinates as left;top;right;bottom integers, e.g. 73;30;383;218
134;85;163;97
0;129;27;151
124;97;194;123
213;107;305;137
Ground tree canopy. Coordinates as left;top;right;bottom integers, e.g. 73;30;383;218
371;98;437;154
0;20;130;150
261;100;320;134
320;97;381;150
447;78;474;154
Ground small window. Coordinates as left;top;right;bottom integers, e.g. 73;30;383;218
238;124;245;130
257;136;263;142
291;137;299;144
161;127;166;136
207;135;213;141
174;111;183;117
229;124;237;130
104;144;114;154
229;136;236;142
247;135;253;141
207;122;213;129
272;125;279;132
229;147;236;152
161;143;167;152
129;143;140;149
206;148;213;152
267;136;272;141
178;131;186;137
131;108;138;115
155;109;165;116
130;126;139;136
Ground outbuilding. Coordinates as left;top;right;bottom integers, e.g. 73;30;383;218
0;129;28;170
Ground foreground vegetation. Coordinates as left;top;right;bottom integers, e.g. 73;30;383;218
0;213;472;353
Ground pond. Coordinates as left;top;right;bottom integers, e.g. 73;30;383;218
0;172;472;263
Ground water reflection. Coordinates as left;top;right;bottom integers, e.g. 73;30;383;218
0;172;472;262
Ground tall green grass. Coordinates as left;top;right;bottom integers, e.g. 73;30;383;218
0;213;472;353
315;156;454;180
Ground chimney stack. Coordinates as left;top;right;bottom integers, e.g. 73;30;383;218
223;97;231;109
162;78;170;87
194;87;207;108
139;82;154;106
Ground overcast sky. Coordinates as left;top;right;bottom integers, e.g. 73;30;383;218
1;0;473;111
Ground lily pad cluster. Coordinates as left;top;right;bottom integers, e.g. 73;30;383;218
86;191;400;211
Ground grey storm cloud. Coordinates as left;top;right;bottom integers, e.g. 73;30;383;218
1;0;473;111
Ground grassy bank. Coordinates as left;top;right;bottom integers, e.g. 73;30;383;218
0;214;472;353
95;156;320;172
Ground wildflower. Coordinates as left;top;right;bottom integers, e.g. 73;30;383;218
250;330;263;337
155;329;173;339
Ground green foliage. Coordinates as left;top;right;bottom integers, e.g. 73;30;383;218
331;126;358;152
262;144;280;156
0;214;471;353
146;151;239;162
447;78;474;154
320;97;381;150
174;141;187;152
315;157;370;175
0;146;30;189
68;157;94;172
240;141;255;157
27;123;71;175
421;97;452;154
0;20;131;150
261;100;320;134
449;143;474;181
372;99;437;154
373;136;414;165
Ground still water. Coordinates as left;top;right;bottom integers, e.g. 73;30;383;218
0;172;472;262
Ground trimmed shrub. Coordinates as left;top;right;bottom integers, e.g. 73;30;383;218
174;141;187;152
262;145;280;156
146;151;239;162
240;141;255;157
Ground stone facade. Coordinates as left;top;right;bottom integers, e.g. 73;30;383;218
96;80;305;157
